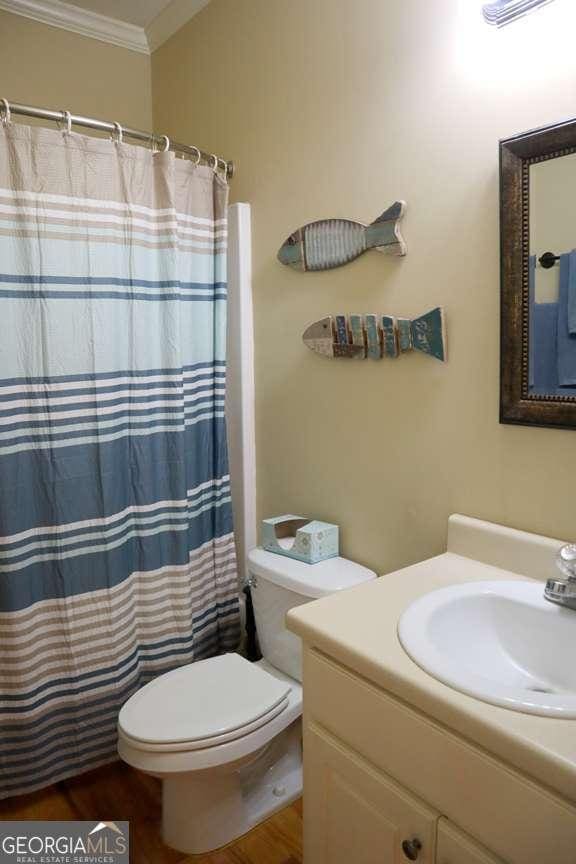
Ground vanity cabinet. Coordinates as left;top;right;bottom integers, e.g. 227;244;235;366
305;722;502;864
436;821;504;864
303;648;576;864
305;724;437;863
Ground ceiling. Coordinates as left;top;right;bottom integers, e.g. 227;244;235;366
69;0;173;28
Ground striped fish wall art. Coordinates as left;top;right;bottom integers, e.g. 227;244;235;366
302;308;446;362
277;201;406;271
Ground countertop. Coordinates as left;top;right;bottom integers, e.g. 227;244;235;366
287;550;576;804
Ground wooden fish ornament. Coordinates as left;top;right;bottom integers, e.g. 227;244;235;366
278;201;406;271
303;308;446;362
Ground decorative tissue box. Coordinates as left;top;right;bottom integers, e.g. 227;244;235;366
262;515;339;564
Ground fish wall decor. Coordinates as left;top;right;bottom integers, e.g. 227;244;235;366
302;308;446;362
278;201;406;271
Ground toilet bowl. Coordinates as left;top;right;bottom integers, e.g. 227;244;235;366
118;547;376;854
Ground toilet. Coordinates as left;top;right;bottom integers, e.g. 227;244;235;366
117;547;376;854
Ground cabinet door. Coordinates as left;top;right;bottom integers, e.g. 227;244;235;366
304;723;437;864
437;819;505;864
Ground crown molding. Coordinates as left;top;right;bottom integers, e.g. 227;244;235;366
0;0;211;53
0;0;150;53
146;0;211;53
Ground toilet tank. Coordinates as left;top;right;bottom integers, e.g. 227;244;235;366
247;548;376;682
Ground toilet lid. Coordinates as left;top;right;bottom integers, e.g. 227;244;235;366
118;654;291;745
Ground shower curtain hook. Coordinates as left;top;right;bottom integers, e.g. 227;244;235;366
59;110;72;136
191;145;201;167
210;154;218;173
0;98;11;125
161;135;170;153
111;122;123;145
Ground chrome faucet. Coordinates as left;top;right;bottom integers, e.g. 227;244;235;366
544;545;576;610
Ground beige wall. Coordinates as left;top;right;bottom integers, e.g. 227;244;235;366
0;10;151;129
146;0;576;575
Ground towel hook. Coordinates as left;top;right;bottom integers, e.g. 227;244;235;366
0;98;11;125
539;251;560;270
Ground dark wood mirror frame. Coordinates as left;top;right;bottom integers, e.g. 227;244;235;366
500;117;576;429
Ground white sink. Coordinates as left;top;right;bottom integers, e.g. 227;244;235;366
398;580;576;718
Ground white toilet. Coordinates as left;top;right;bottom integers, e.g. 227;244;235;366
117;547;376;854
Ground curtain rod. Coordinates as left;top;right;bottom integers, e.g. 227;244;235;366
0;98;234;181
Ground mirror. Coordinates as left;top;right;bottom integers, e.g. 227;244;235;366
500;118;576;428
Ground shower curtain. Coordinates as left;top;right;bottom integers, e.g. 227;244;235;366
0;121;240;798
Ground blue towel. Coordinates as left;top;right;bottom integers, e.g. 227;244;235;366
567;250;576;334
528;251;576;394
557;253;576;386
528;255;536;387
530;302;558;393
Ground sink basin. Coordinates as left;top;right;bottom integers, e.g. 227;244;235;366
398;580;576;718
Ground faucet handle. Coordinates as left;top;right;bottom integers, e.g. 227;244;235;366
556;544;576;580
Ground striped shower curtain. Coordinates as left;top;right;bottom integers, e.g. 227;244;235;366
0;121;240;798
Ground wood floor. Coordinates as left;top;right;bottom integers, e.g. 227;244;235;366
0;761;303;864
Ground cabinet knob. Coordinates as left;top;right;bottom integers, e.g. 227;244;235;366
401;837;423;861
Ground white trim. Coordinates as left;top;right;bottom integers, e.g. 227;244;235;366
146;0;210;52
0;0;149;53
0;0;212;53
226;204;256;586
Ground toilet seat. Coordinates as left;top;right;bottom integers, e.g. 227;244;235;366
118;659;302;781
120;695;290;752
118;653;291;752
